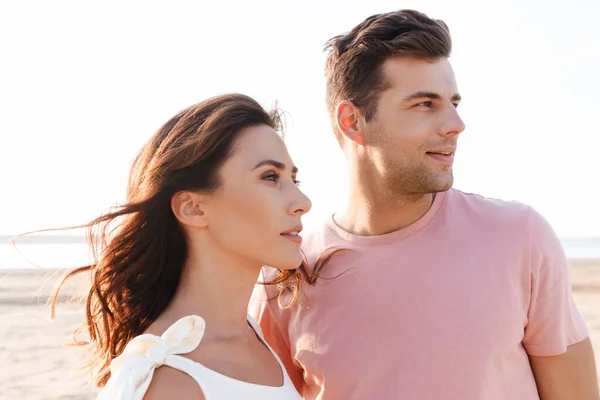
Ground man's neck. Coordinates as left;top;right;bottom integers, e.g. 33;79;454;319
335;187;435;237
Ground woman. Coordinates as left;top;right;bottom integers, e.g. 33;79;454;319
50;93;311;399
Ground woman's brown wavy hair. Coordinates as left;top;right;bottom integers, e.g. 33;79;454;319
31;93;317;387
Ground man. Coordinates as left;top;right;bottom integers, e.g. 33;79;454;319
249;9;599;399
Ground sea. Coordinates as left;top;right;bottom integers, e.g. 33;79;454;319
0;235;599;270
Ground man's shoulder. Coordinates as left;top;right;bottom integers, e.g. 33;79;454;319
447;188;533;222
447;189;564;262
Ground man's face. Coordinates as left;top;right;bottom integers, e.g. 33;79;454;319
362;57;465;195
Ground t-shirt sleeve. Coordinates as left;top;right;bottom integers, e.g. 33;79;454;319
522;207;590;356
248;271;305;390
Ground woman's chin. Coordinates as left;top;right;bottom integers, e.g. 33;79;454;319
268;256;303;271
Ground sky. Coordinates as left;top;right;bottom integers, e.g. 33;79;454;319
1;0;599;239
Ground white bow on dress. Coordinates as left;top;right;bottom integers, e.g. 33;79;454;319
97;315;206;400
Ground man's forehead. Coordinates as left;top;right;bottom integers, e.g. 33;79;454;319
382;57;458;93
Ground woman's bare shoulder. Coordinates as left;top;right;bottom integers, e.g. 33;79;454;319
144;365;205;400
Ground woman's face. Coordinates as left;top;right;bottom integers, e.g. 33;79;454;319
204;124;311;270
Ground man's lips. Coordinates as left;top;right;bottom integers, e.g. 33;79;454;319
426;150;455;163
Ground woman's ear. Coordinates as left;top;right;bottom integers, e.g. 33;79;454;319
171;191;209;228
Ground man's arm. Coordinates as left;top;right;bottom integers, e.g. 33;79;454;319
523;208;599;399
529;337;599;399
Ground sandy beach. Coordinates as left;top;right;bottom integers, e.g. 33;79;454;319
1;262;599;399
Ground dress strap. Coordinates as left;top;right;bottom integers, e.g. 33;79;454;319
97;315;205;400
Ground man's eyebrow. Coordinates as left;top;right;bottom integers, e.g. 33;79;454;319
403;91;462;102
252;159;298;173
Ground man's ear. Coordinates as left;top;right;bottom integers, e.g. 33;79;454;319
336;100;366;146
171;191;209;228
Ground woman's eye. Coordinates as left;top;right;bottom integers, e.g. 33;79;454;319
263;172;300;186
264;173;280;182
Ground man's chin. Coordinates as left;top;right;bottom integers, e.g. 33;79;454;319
429;174;453;193
436;181;453;192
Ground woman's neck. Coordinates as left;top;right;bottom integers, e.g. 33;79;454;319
162;247;261;339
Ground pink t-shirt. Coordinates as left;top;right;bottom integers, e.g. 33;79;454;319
249;189;589;399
